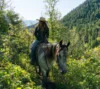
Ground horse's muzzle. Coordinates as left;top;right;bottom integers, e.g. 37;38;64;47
61;70;67;74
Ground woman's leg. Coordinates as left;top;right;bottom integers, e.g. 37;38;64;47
30;40;39;65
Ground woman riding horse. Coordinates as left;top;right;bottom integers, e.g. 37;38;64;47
30;17;49;65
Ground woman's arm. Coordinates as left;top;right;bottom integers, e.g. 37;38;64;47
34;27;38;38
45;28;49;38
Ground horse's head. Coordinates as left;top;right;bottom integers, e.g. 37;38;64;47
57;40;70;74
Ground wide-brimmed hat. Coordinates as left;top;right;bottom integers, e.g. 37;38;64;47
37;17;47;22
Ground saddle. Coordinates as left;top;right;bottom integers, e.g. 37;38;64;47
32;41;49;66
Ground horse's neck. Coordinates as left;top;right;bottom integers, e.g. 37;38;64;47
41;43;57;59
46;43;57;59
51;44;57;59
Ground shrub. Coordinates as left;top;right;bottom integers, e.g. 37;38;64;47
0;61;43;89
52;46;100;89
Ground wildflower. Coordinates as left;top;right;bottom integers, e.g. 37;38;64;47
16;87;21;89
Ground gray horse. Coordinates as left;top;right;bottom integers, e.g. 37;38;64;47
34;40;70;88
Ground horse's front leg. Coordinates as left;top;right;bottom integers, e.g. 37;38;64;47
42;70;55;89
46;69;50;77
36;66;42;76
42;70;48;88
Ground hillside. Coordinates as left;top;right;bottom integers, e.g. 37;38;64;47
62;0;100;29
27;23;38;29
23;20;38;27
61;0;100;50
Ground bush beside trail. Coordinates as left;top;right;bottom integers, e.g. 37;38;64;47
52;46;100;89
0;61;43;89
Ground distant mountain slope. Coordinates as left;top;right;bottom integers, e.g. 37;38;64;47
27;23;38;29
23;20;38;27
61;0;100;49
62;0;100;29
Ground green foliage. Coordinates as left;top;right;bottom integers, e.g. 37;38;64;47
0;0;6;11
0;1;43;88
61;0;100;58
0;12;9;33
52;46;100;89
44;0;65;40
0;0;100;89
9;29;32;59
6;10;23;28
62;0;100;28
0;61;43;89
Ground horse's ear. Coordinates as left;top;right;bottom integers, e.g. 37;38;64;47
59;40;63;47
66;41;70;48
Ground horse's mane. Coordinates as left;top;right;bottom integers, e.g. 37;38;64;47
39;43;57;59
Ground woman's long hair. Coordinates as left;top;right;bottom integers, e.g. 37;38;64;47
38;21;48;30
